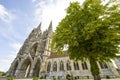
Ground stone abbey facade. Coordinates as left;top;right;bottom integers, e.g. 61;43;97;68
7;22;120;79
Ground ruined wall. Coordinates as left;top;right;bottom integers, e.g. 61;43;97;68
7;22;53;78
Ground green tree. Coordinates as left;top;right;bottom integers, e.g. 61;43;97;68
0;71;6;77
51;0;120;80
1;72;6;76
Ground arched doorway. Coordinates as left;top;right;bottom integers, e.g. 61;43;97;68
20;57;31;77
33;59;41;77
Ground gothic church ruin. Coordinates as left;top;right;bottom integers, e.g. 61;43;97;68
7;22;120;79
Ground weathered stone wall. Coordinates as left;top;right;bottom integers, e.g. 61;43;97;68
7;22;53;78
45;57;120;79
7;21;120;79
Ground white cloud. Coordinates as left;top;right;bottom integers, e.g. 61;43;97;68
33;0;84;31
32;0;36;2
0;5;18;42
0;4;15;23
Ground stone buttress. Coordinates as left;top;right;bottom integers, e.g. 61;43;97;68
6;22;53;78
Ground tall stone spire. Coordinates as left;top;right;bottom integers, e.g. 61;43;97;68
47;21;53;38
48;21;52;32
37;22;42;30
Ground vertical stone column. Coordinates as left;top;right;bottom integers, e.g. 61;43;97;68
71;61;74;71
64;60;67;71
114;58;120;69
14;68;19;77
64;60;67;79
57;60;60;72
86;61;90;71
29;66;34;77
78;61;83;71
97;62;102;72
39;62;46;77
14;61;23;78
86;61;93;78
51;59;53;72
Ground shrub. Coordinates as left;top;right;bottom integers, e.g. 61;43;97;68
106;75;110;79
7;76;14;80
58;76;60;80
68;77;72;80
2;72;6;76
33;77;38;80
40;75;44;79
53;76;56;80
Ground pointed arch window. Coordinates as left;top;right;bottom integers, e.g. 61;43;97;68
31;43;38;59
82;62;88;70
60;61;64;71
74;62;79;70
99;62;108;69
31;43;38;53
67;61;71;70
53;61;57;71
47;62;51;72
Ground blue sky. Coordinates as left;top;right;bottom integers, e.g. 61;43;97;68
0;0;35;72
0;0;85;72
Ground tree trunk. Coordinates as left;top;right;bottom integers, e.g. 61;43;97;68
89;58;101;80
94;75;101;80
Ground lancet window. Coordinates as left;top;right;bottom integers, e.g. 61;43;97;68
82;62;88;70
99;62;108;69
74;62;79;70
53;61;57;71
60;61;64;71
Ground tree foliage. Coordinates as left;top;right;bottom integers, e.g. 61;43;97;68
51;0;120;79
0;71;6;77
51;0;120;61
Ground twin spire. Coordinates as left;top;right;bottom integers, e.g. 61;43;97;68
37;21;52;31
